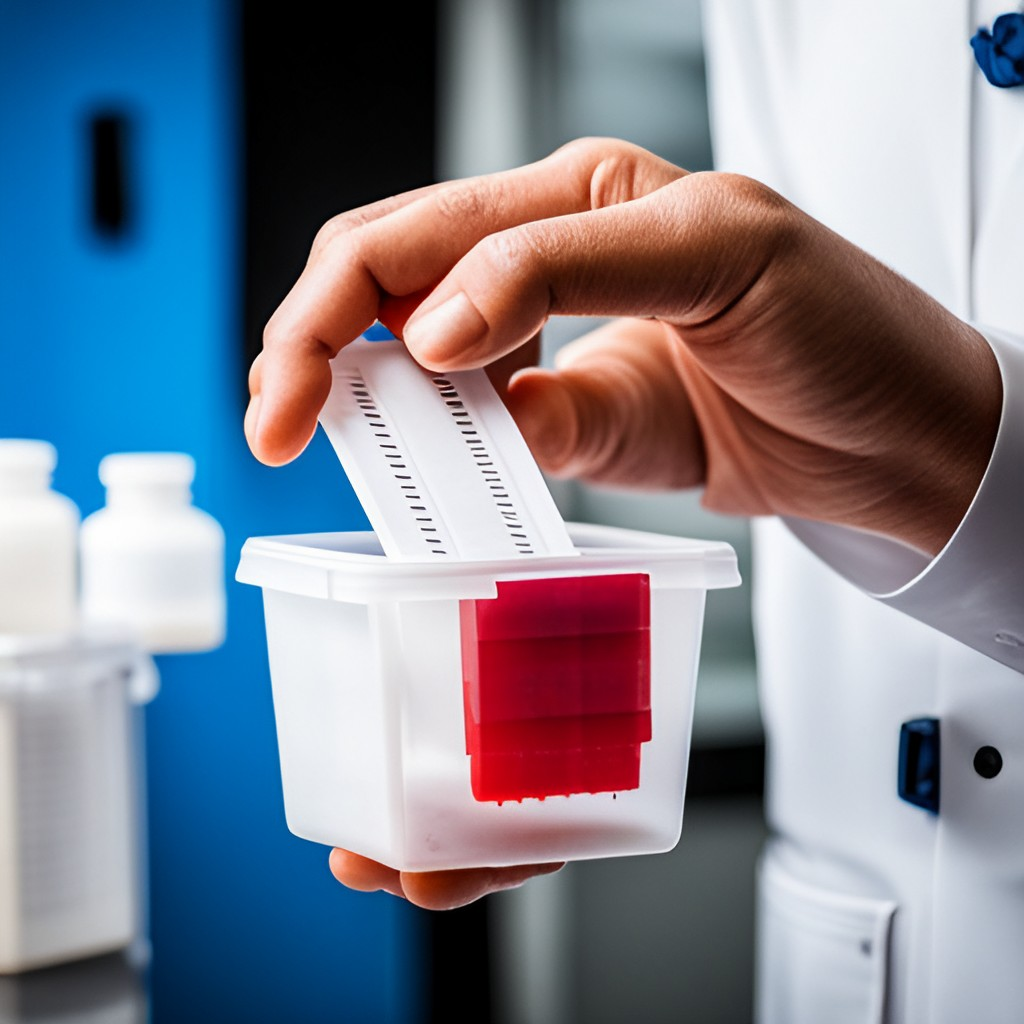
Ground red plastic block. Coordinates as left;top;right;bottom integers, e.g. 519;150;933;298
466;712;653;753
469;744;644;803
470;573;650;639
461;573;652;803
464;633;650;721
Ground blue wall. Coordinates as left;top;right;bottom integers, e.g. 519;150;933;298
0;2;424;1020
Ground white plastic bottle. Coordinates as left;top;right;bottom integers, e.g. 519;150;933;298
0;439;80;635
80;452;226;653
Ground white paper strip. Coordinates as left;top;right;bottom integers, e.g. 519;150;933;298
317;337;578;562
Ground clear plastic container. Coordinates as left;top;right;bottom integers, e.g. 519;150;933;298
0;631;154;974
236;521;740;871
0;440;79;636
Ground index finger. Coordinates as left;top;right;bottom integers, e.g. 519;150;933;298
246;138;686;465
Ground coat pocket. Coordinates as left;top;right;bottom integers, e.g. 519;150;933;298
755;846;897;1024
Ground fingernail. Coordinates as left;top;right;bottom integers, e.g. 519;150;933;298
405;291;488;364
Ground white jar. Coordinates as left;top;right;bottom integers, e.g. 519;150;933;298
0;631;151;975
0;440;80;636
80;453;225;653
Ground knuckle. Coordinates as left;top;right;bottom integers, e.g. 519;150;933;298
554;135;641;166
261;313;290;353
554;137;666;208
309;215;347;259
552;135;615;163
310;204;387;261
432;178;508;226
307;221;367;281
477;223;548;282
700;172;794;231
551;136;686;209
590;154;642;208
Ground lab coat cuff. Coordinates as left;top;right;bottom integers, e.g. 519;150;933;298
781;325;1024;673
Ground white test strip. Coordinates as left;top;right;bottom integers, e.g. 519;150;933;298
317;337;578;562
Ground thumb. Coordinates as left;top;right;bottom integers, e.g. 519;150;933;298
505;318;705;491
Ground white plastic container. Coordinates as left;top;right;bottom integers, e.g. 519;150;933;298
80;453;225;653
0;440;79;636
0;631;152;975
236;522;740;871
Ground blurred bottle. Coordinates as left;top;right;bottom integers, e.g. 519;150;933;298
80;452;225;653
0;440;80;635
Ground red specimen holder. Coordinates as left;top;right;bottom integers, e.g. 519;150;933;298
460;573;652;803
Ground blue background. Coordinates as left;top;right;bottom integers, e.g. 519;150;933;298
0;1;425;1020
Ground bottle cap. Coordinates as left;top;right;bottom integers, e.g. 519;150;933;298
99;452;195;489
0;438;57;475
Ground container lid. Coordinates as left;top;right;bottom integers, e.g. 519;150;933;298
235;521;741;603
0;438;56;475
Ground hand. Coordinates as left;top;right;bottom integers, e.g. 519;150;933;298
248;137;1002;907
328;849;564;911
247;136;1000;556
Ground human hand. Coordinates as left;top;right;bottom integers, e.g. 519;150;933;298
327;849;564;911
248;137;1002;907
247;136;1000;557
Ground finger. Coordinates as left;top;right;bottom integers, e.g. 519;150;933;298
247;139;686;465
306;183;453;264
401;172;775;373
328;849;406;899
328;849;564;910
397;862;565;912
504;318;705;489
484;331;542;402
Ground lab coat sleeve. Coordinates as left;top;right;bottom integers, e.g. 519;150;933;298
781;326;1024;673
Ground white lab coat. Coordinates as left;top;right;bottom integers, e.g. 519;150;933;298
700;2;1024;1022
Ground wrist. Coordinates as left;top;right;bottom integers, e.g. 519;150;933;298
889;325;1002;556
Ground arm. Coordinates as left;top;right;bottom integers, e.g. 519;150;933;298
780;324;1024;670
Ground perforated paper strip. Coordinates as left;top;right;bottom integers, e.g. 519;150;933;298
317;338;578;562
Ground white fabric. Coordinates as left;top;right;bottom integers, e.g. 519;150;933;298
700;1;1024;1022
756;841;897;1024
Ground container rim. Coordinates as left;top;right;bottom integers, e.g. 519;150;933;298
0;626;144;695
235;521;741;602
